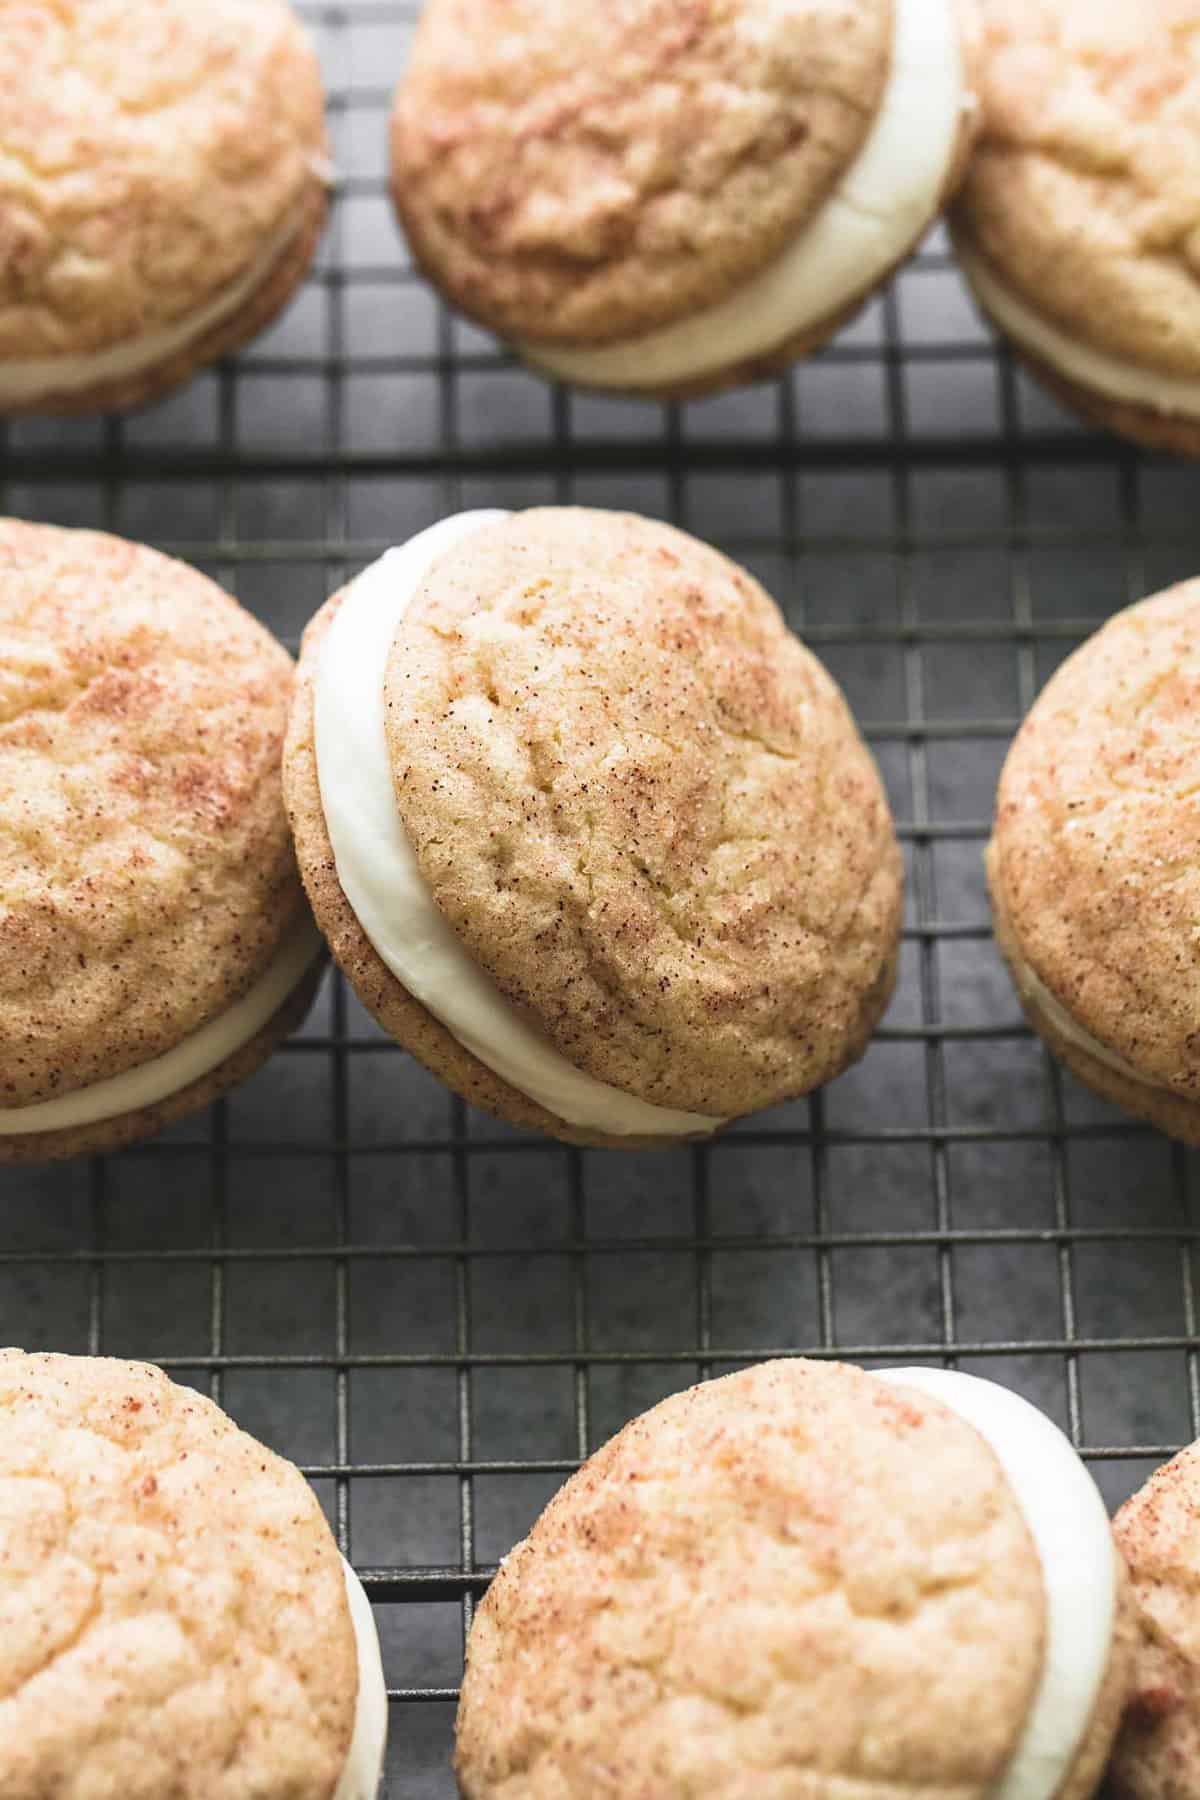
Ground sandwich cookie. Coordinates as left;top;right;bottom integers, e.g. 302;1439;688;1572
1111;1439;1200;1800
989;580;1200;1144
0;0;329;415
454;1358;1133;1800
0;519;323;1162
0;1348;386;1800
284;507;902;1148
390;0;980;398
953;0;1200;456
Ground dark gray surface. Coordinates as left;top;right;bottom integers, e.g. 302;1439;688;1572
4;4;1200;1795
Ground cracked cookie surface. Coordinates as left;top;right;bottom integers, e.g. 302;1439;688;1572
455;1358;1044;1800
390;0;891;346
384;509;902;1118
0;0;326;360
0;520;301;1107
989;580;1200;1103
0;1348;356;1800
953;0;1200;376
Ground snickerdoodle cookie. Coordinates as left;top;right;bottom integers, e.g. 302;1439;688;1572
284;507;902;1148
0;0;329;415
389;0;980;398
1111;1439;1200;1800
0;1348;386;1800
953;0;1200;455
0;519;322;1162
989;580;1200;1144
455;1358;1133;1800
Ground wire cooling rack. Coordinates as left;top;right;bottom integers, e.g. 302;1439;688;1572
5;5;1200;1795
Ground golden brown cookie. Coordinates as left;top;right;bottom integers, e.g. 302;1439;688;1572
1112;1440;1200;1800
390;0;980;398
0;519;322;1163
952;0;1200;456
0;1348;386;1800
0;0;329;415
988;580;1200;1144
454;1359;1133;1800
284;508;902;1148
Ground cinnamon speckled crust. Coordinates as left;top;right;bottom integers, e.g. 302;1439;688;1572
386;510;901;1119
952;0;1200;384
283;587;665;1150
0;0;328;377
0;1348;356;1800
0;957;322;1166
1111;1440;1200;1800
988;582;1200;1132
10;177;328;418
454;1358;1049;1800
0;520;303;1108
390;0;893;348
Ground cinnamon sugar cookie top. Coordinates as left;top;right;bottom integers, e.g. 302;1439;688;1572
990;581;1200;1101
0;1349;356;1800
0;520;300;1107
391;0;892;345
1113;1440;1200;1800
383;508;901;1118
954;0;1200;377
0;0;326;360
456;1358;1045;1799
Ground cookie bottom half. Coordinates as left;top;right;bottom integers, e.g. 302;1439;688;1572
10;179;328;417
990;874;1200;1147
0;957;322;1164
1026;349;1200;461
985;332;1200;460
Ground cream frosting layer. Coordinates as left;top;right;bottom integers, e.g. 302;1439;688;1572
521;0;965;390
878;1367;1116;1800
334;1558;389;1800
960;246;1200;421
0;912;322;1136
0;195;313;408
1008;945;1166;1090
312;512;726;1139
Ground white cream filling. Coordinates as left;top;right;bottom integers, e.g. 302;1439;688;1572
1009;946;1164;1090
960;245;1200;421
520;0;965;390
334;1558;389;1800
0;198;312;406
312;511;726;1139
877;1367;1117;1800
0;912;322;1136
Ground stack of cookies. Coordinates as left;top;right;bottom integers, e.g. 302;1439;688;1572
952;0;1200;454
0;0;330;413
389;0;981;397
7;0;1200;450
10;1344;1200;1800
454;1360;1200;1800
0;500;903;1158
0;1349;387;1800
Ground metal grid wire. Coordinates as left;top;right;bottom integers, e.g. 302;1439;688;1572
5;4;1200;1795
